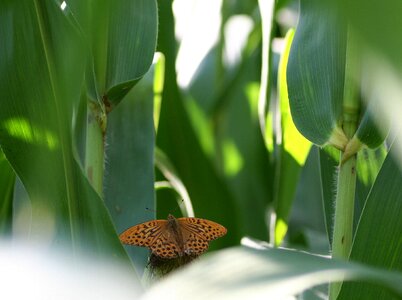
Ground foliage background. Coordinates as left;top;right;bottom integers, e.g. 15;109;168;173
1;0;402;299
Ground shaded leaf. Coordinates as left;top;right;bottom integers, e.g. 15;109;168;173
0;1;131;262
104;63;157;271
155;0;241;248
287;0;347;149
339;142;402;299
0;148;15;235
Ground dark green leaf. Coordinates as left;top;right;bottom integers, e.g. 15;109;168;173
104;64;156;271
339;142;402;299
156;0;241;248
0;148;15;235
287;0;347;148
0;1;132;262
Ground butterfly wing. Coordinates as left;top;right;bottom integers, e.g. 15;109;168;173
178;218;227;256
181;231;210;256
149;232;182;258
119;220;167;247
178;218;227;241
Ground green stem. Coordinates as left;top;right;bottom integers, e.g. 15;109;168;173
329;26;361;299
85;101;106;197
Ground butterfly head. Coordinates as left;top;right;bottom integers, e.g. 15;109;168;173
167;214;176;221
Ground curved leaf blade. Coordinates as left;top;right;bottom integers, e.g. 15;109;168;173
274;29;312;245
142;246;402;300
69;0;158;106
0;1;132;261
339;142;402;299
287;0;347;148
0;148;15;235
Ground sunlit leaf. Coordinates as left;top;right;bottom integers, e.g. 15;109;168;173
0;1;133;263
142;246;402;300
274;29;312;245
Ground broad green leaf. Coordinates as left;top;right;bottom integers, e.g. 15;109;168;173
355;104;389;150
0;1;131;261
142;246;402;300
156;0;241;248
104;62;158;271
68;0;158;106
334;0;402;72
338;142;402;299
287;0;348;149
274;29;312;245
0;148;15;235
288;147;328;254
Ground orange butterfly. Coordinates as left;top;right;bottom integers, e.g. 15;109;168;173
119;214;227;259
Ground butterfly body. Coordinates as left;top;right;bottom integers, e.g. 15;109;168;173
119;214;227;258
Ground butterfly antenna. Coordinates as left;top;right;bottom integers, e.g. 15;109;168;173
145;207;156;213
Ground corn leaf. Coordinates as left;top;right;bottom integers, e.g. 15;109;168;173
104;61;159;271
0;148;15;235
274;29;312;245
287;0;347;149
155;0;241;248
142;246;402;300
0;1;132;262
338;142;402;299
68;0;158;106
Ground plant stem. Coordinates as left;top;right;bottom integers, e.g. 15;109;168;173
329;26;361;299
85;101;106;197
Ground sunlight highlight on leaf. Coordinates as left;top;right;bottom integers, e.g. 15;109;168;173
223;139;244;177
245;82;260;123
275;218;288;246
279;29;311;166
3;118;59;150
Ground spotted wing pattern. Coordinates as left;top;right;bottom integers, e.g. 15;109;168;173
182;232;210;256
119;220;167;247
149;232;182;258
178;218;227;256
178;217;227;241
120;216;227;259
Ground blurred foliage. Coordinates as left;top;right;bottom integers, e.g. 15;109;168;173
1;0;402;298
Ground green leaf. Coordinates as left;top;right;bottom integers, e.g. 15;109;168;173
287;0;348;149
142;246;402;299
274;29;312;245
334;0;402;72
104;63;157;270
68;0;158;106
343;100;390;163
155;148;194;218
0;148;15;235
338;142;402;299
156;0;241;248
0;1;131;261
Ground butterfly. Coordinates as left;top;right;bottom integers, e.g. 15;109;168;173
119;214;227;259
